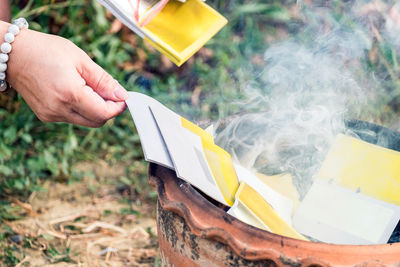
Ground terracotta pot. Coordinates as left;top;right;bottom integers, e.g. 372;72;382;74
149;163;400;267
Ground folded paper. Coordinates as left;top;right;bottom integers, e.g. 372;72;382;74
125;92;174;169
97;0;227;66
233;164;293;224
150;102;238;205
126;92;301;239
229;182;306;240
126;92;239;206
127;94;400;245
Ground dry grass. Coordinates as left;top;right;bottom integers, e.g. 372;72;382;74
1;161;158;266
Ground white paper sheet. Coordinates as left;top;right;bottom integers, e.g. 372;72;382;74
97;0;146;38
149;103;226;205
125;92;174;169
293;180;400;245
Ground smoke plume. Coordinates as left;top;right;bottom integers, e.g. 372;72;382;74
215;1;400;196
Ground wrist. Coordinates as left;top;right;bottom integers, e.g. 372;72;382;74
0;19;31;91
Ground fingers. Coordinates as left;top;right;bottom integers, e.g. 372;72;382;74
139;0;169;27
72;85;126;124
66;110;106;128
36;107;107;128
79;56;128;102
128;0;140;22
68;58;127;127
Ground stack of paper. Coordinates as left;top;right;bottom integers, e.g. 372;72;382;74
126;92;234;205
126;92;400;244
126;92;304;239
292;134;400;244
97;0;227;66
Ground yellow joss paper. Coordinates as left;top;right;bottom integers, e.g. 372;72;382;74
233;182;306;240
143;0;227;66
181;118;239;206
318;134;400;205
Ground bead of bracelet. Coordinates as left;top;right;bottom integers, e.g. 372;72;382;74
0;53;8;63
0;63;6;72
1;43;11;54
8;24;19;35
4;33;14;43
0;18;29;92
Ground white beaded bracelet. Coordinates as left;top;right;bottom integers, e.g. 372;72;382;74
0;18;29;92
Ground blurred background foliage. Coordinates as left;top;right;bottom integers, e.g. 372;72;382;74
1;0;400;222
0;0;296;214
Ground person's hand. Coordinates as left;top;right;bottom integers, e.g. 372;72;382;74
5;22;127;128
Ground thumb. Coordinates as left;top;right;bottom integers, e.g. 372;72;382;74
79;55;128;101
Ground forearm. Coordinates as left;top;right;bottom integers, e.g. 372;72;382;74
0;0;11;22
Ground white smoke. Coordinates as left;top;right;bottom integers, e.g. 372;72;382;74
214;1;395;196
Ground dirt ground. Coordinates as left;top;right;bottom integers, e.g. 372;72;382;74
1;160;159;267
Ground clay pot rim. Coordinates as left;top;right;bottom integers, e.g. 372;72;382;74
150;163;400;264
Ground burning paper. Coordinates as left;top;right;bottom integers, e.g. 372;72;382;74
96;0;227;66
126;92;400;244
126;92;302;240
